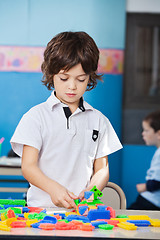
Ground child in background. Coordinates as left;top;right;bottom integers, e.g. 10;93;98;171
11;31;122;208
129;110;160;210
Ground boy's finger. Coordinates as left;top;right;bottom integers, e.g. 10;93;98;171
65;194;77;209
68;191;78;199
78;191;84;200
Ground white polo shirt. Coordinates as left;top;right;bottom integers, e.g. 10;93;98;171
11;91;122;207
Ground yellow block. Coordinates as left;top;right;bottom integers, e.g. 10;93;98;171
128;215;151;220
65;212;77;216
0;223;11;232
6;218;17;226
26;219;38;227
111;218;129;222
24;213;29;219
150;219;160;227
117;222;137;230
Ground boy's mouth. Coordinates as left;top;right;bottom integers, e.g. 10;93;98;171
66;93;76;97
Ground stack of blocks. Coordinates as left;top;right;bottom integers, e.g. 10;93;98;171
0;186;160;232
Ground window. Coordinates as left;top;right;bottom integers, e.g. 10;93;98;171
123;13;160;144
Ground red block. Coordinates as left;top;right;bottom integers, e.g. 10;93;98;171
7;209;16;218
11;221;26;228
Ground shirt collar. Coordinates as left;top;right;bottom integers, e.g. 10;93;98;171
46;91;93;111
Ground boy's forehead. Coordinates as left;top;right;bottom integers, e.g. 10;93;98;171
58;64;87;76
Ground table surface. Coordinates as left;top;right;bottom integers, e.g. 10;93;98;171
0;209;160;240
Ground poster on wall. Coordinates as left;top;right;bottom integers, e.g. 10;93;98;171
0;46;44;72
0;46;123;74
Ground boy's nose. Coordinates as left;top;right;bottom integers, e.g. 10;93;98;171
68;79;77;89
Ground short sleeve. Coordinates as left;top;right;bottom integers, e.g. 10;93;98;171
95;115;122;159
146;148;160;181
10;108;42;157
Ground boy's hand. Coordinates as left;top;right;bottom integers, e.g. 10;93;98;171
136;183;147;193
49;182;78;209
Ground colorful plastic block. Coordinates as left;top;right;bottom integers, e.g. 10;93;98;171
39;223;55;230
111;217;129;222
78;223;95;231
150;219;160;227
88;209;110;221
98;224;114;230
78;205;89;216
66;214;90;223
106;220;119;226
11;221;26;228
116;214;128;218
6;218;17;226
128;215;151;220
54;222;76;230
127;220;151;227
90;186;103;200
0;224;11;232
26;219;39;227
91;220;108;228
84;191;94;199
117;222;137;230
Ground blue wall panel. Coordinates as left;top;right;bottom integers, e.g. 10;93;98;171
0;0;126;48
121;145;156;208
0;0;29;45
0;72;50;155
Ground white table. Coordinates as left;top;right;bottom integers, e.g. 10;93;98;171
0;209;160;240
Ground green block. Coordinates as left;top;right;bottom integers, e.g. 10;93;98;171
98;224;114;230
74;199;80;205
9;207;22;214
116;214;128;218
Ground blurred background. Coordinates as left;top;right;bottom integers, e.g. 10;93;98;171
0;0;159;207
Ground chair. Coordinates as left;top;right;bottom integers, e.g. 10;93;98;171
101;182;126;209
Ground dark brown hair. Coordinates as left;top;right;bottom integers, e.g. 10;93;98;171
144;110;160;132
41;31;102;90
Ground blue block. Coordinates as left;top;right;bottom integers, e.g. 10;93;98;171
43;215;57;224
66;214;90;223
127;220;151;226
91;221;108;228
84;191;94;199
79;206;88;215
22;207;30;213
31;220;54;228
97;205;108;211
40;209;46;214
88;210;110;221
16;214;24;218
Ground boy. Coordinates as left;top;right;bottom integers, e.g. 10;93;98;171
11;31;122;208
129;110;160;210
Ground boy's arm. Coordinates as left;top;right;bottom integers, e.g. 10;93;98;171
78;156;109;199
21;145;77;209
137;180;160;193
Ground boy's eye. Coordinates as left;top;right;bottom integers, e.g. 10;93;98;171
78;79;85;82
60;78;68;81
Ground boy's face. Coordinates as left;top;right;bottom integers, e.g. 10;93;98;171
53;64;89;111
142;120;159;147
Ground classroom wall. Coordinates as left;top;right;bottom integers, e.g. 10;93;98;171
0;0;126;185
